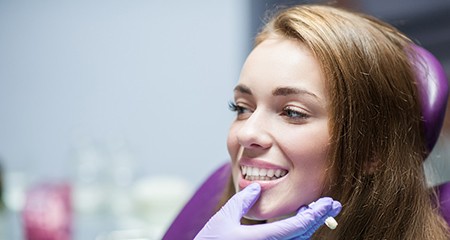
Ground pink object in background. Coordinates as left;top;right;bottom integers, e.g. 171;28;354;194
22;182;72;240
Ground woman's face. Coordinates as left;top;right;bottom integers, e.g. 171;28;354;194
227;37;330;220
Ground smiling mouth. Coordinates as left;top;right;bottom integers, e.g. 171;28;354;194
241;165;288;181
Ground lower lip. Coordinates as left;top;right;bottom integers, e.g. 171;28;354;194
238;174;287;191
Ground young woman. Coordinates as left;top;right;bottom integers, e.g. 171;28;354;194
195;4;449;239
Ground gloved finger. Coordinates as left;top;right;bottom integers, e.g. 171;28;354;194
288;213;335;240
219;183;261;222
297;200;342;239
293;215;331;240
241;197;341;239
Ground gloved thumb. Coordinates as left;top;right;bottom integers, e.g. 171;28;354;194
241;197;341;239
219;183;261;222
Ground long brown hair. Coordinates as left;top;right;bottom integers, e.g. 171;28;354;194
222;4;449;239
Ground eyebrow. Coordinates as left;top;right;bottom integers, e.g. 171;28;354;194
272;87;319;99
233;84;253;95
233;84;320;100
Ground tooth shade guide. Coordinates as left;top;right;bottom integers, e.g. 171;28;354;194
325;217;338;230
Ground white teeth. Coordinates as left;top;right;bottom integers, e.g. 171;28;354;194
267;169;275;177
274;169;288;177
275;169;281;177
245;175;277;181
241;166;288;181
251;167;259;176
259;168;267;176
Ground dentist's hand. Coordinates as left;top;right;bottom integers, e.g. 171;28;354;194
194;183;342;240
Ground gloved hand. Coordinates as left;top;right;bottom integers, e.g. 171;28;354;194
194;183;341;240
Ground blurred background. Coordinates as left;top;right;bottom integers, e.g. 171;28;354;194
0;0;449;239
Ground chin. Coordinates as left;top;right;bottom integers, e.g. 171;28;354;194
243;200;295;221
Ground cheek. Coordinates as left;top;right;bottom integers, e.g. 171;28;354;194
279;125;331;203
288;141;329;169
226;124;239;161
227;125;241;193
282;123;330;165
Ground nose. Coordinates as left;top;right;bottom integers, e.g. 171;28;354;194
236;110;272;150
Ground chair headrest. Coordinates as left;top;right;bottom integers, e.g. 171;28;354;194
412;45;449;154
437;182;450;226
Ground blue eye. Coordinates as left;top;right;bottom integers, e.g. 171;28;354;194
282;107;309;120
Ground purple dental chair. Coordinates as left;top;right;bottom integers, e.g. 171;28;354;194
413;45;450;226
162;46;450;240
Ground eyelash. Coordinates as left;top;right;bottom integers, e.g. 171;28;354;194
281;106;310;120
228;101;248;115
228;101;310;121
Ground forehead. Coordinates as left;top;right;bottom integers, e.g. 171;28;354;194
238;37;326;99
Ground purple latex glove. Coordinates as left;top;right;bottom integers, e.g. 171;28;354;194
195;183;342;240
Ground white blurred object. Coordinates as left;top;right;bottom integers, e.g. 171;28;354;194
108;138;135;188
73;183;106;215
3;171;27;211
71;137;108;215
131;175;193;238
